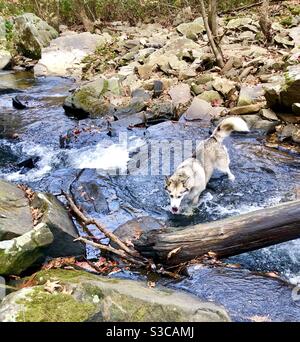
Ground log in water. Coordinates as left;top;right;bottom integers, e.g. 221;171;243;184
134;200;300;265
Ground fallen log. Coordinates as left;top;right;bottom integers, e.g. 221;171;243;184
134;200;300;266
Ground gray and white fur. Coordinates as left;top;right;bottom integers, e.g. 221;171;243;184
165;117;249;214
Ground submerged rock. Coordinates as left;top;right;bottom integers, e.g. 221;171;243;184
13;13;58;59
0;269;230;322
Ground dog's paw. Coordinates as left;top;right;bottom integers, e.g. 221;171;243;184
228;173;235;182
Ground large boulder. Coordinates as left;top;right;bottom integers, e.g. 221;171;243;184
0;17;11;70
0;269;230;322
0;180;84;275
0;50;11;70
264;65;300;111
34;31;112;77
13;13;58;59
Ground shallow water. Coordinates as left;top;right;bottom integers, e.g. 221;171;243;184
1;71;300;321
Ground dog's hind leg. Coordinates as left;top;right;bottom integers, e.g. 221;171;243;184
216;149;235;182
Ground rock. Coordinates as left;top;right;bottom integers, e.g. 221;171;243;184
63;77;122;118
260;108;279;121
226;17;253;30
0;180;33;240
176;17;205;40
289;27;300;46
277;124;297;141
0;223;53;276
0;269;230;322
137;64;154;80
183;97;224;125
237;84;264;106
239;114;277;132
274;34;294;47
168;83;191;106
197;90;223;105
277;113;300;124
34;32;112;77
13;13;58;59
153;80;164;98
212;77;236;98
0;16;6;47
31;193;85;257
229;103;264;115
0;50;11;70
292;103;300;115
0;180;84;275
265;65;300;110
292;128;300;143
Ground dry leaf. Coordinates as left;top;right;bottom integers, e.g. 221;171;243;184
147;281;156;288
44;280;62;294
167;247;182;260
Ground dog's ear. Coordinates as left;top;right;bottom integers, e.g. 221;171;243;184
164;176;170;188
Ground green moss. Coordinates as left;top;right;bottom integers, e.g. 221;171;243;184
280;16;293;27
16;286;97;322
289;5;300;15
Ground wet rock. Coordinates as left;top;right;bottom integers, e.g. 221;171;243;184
0;269;230;322
0;180;33;240
229;103;264;115
63;77;125;118
13;13;58;59
0;50;11;70
292;128;300;144
31;193;85;257
17;156;40;170
237;84;264;107
176;17;205;40
277;124;297;142
277;113;300;124
168;83;191;106
12;95;28;109
0;223;53;276
197;90;223;105
34;32;112;77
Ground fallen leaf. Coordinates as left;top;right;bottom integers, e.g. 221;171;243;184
44;280;62;294
147;281;156;288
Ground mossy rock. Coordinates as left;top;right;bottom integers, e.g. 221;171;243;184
0;269;230;322
13;13;58;59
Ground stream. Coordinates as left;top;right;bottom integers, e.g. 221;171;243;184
1;71;300;321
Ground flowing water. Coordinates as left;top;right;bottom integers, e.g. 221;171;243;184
1;71;300;321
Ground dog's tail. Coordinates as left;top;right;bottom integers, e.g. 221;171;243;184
211;116;249;142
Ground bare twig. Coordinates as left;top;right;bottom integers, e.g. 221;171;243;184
199;0;224;68
62;190;139;258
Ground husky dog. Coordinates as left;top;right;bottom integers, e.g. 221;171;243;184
165;117;249;214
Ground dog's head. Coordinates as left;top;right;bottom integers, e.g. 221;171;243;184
165;174;190;214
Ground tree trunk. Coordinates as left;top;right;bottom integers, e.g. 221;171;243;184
259;0;273;43
199;0;224;68
73;0;94;32
208;0;217;37
134;200;300;265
